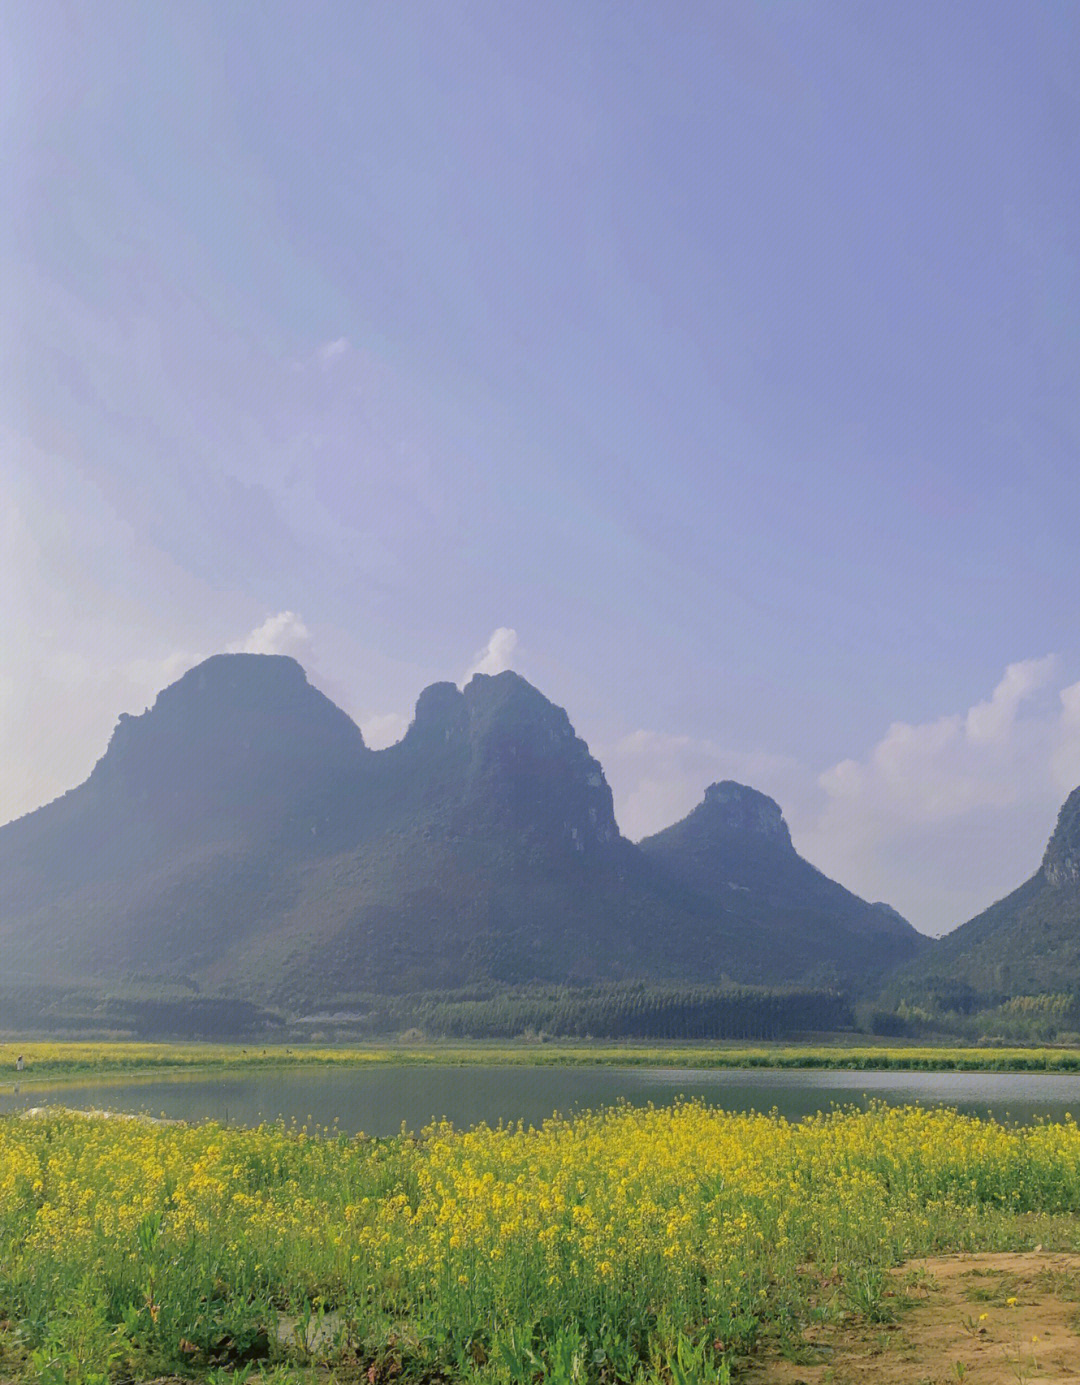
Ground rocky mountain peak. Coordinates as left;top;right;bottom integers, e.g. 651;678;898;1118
107;653;346;744
456;671;618;851
463;670;577;741
158;650;309;700
88;652;368;815
1042;785;1080;887
701;781;792;847
406;681;469;745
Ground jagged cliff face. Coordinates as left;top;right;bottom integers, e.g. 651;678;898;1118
698;781;793;846
361;672;620;857
456;673;618;852
1042;787;1080;887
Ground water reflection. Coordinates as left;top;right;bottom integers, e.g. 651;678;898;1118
2;1063;1080;1136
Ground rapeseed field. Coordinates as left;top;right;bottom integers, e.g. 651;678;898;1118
6;1039;1080;1086
3;1102;1080;1382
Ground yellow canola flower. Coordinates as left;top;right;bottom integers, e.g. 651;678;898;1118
4;1098;1080;1358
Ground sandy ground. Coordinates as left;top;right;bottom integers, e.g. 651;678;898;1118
743;1252;1080;1383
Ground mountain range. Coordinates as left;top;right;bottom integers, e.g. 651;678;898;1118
0;653;929;1009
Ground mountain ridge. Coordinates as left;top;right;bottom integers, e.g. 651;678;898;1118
0;653;928;1006
639;780;926;984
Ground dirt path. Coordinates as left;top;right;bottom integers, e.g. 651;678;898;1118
744;1252;1080;1383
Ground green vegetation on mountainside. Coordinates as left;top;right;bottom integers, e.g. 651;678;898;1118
0;655;927;1010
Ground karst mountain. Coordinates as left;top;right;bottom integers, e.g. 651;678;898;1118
638;781;924;983
0;653;928;1008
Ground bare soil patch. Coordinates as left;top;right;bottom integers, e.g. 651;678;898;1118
744;1252;1080;1383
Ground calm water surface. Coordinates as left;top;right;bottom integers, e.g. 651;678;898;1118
3;1064;1080;1134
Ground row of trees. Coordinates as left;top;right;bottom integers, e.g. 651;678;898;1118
313;982;853;1041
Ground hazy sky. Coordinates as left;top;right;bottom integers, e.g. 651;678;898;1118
3;2;1078;935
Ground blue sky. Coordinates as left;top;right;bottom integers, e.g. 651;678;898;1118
2;1;1078;933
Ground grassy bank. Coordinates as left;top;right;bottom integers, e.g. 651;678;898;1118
3;1103;1080;1382
6;1039;1080;1088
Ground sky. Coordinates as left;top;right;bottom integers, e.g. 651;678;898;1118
2;1;1078;936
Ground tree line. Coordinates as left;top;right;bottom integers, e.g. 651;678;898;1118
318;982;853;1041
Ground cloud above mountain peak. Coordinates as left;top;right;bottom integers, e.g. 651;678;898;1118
464;627;519;682
229;611;312;659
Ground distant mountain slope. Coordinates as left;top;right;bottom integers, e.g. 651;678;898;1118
0;655;924;1005
638;781;928;984
888;786;1080;1004
0;653;371;982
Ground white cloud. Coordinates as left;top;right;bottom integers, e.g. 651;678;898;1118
360;710;409;749
818;657;1059;828
228;610;311;659
604;658;1080;937
1052;680;1080;790
799;656;1079;933
464;627;518;681
318;337;349;365
965;655;1056;745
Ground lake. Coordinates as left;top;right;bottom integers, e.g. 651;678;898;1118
3;1063;1080;1134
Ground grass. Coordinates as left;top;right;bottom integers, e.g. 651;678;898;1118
7;1039;1080;1089
4;1101;1080;1382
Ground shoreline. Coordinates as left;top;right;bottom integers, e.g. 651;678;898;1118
5;1038;1080;1090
